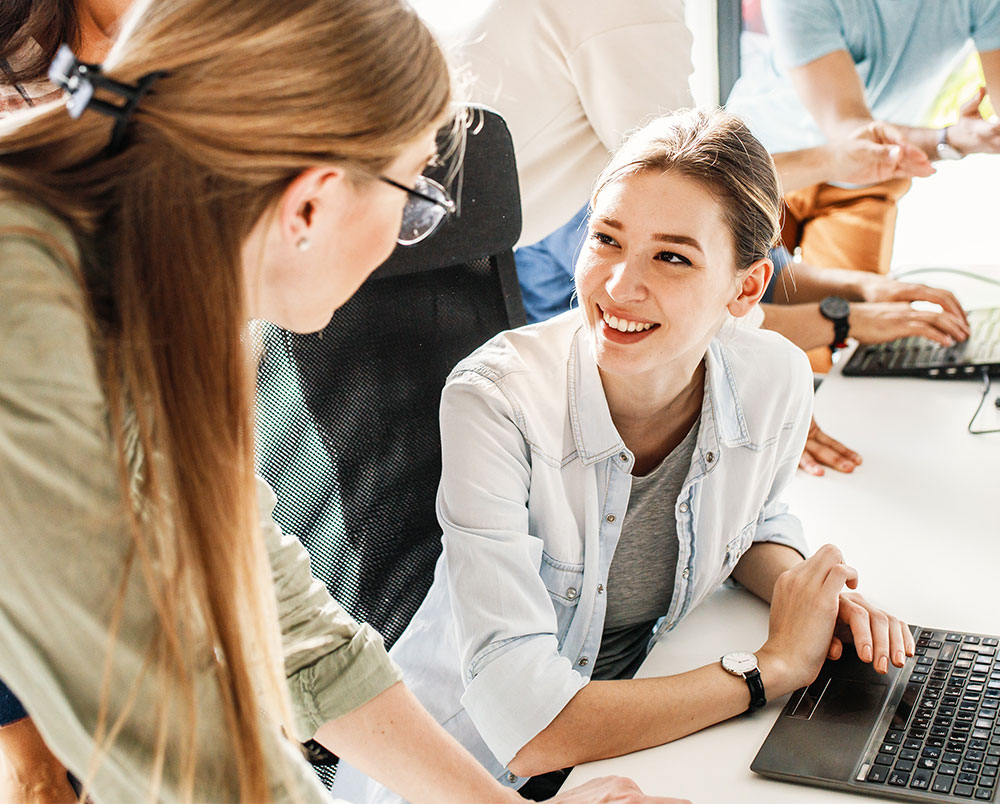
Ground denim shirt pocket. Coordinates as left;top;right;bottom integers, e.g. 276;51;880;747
539;550;584;648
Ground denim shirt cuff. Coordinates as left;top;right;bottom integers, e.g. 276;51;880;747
756;516;809;560
460;634;588;766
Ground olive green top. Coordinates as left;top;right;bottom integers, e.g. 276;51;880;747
0;201;401;802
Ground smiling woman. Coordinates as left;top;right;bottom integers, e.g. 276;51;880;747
576;111;781;470
335;108;915;804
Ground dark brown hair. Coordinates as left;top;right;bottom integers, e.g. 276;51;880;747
0;0;79;84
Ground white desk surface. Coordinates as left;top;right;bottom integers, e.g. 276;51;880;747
565;267;1000;803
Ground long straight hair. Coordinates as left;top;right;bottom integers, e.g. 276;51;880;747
0;0;451;800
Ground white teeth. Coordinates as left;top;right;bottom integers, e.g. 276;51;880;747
602;310;654;332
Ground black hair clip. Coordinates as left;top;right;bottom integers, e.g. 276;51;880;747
48;44;164;155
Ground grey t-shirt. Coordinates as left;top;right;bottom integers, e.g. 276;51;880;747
592;417;699;680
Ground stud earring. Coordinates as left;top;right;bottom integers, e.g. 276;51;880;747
295;236;311;252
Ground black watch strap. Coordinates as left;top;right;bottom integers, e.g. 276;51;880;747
819;295;851;353
745;667;767;712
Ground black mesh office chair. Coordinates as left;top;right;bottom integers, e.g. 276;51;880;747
254;106;524;788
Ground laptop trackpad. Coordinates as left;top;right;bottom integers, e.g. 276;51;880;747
810;679;887;723
788;675;888;723
751;653;896;783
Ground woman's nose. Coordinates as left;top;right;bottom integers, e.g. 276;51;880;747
606;257;646;302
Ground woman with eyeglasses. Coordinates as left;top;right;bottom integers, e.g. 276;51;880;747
336;109;915;803
0;0;689;802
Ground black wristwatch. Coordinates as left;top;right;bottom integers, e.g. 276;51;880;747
721;652;767;713
819;295;851;353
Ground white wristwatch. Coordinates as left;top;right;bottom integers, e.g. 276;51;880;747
721;651;767;713
936;127;964;161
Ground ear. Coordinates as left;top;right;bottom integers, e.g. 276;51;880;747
727;256;773;318
276;166;347;246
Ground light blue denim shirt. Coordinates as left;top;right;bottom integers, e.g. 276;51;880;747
333;310;813;802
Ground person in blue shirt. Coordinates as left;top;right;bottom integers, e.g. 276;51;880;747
727;0;1000;276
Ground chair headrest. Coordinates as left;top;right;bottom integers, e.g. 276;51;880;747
373;105;522;280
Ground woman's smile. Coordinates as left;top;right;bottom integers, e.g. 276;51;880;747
597;303;661;344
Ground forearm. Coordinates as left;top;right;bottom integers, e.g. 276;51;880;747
730;542;805;604
768;262;868;304
509;656;798;777
772;145;840;193
760;302;836;351
314;682;517;804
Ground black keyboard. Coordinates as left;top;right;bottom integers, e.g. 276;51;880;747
843;308;1000;378
859;629;1000;800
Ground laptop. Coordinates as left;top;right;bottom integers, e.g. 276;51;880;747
842;308;1000;378
752;625;1000;801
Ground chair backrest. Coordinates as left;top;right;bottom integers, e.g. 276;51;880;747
254;106;524;652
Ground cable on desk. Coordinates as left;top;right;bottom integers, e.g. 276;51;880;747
968;370;1000;435
892;267;1000;287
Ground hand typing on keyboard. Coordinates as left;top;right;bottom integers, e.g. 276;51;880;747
856;275;969;328
850;301;971;348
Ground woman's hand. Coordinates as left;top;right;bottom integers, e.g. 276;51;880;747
552;777;691;804
798;418;862;476
829;591;915;673
758;545;859;693
758;546;915;697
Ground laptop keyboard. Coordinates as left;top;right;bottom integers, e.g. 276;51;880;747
859;630;1000;800
844;308;1000;377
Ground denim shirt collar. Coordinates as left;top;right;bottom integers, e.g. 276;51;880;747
567;327;751;467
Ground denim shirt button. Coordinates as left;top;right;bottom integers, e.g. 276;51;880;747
619;451;628;462
597;583;604;594
507;772;518;783
681;567;690;579
606;513;616;523
706;451;715;464
578;656;589;666
566;587;578;600
678;502;689;514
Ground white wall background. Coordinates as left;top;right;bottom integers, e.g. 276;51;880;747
685;0;720;107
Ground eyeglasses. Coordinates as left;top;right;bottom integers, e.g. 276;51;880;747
379;174;456;245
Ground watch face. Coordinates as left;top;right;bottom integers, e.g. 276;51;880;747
820;295;850;320
722;651;758;675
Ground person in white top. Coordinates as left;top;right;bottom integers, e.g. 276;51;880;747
415;0;694;248
334;108;914;804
